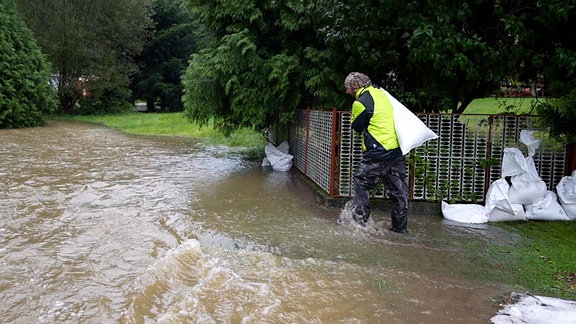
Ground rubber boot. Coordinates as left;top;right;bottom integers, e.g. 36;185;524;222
390;211;408;234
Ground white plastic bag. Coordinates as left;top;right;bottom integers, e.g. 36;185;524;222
501;147;529;177
491;293;576;324
382;89;438;155
262;141;293;172
556;171;576;220
484;178;513;215
525;191;570;221
261;157;271;167
488;204;526;222
519;130;541;157
484;178;526;222
276;141;290;154
524;156;542;181
508;172;547;205
502;138;541;180
441;201;488;223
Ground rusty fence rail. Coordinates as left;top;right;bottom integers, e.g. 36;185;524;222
270;109;568;203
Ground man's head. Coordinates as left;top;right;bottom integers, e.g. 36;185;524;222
344;72;372;97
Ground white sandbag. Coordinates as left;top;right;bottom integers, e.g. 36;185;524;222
524;156;542;181
441;201;488;224
508;172;547;205
501;147;528;177
519;129;541;157
488;203;526;222
382;89;438;155
484;178;514;215
526;191;570;221
261;157;271;167
263;141;293;172
524;204;533;218
556;172;576;220
484;178;526;222
277;140;290;154
491;292;576;324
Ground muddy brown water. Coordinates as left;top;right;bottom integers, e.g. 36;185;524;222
1;121;517;323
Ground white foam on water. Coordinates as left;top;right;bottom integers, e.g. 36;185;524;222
124;238;415;323
126;239;283;322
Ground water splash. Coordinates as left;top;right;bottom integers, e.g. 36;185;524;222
336;200;357;225
337;200;381;230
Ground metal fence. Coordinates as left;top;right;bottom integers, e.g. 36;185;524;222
272;109;568;203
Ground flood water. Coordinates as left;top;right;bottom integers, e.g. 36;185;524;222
1;121;516;323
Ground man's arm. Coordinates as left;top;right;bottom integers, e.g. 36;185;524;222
351;101;370;132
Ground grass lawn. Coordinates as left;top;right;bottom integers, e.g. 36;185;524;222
463;97;546;115
492;221;576;300
55;112;265;149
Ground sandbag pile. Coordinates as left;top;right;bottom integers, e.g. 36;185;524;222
442;130;575;223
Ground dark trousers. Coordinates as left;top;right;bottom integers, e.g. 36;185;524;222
353;155;408;231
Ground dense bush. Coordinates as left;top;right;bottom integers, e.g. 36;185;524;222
0;0;57;128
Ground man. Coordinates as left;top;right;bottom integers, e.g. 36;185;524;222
344;72;409;233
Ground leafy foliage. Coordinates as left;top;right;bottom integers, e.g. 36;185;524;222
537;92;576;144
182;0;328;133
0;0;57;128
181;0;576;141
129;0;198;112
16;0;153;114
8;0;574;142
317;1;526;113
521;1;576;143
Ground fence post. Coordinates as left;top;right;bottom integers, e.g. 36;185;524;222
567;143;576;174
484;114;495;197
329;108;338;197
304;107;311;176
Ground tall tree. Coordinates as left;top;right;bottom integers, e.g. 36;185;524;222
0;0;57;128
16;0;153;114
129;0;197;112
182;0;327;133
